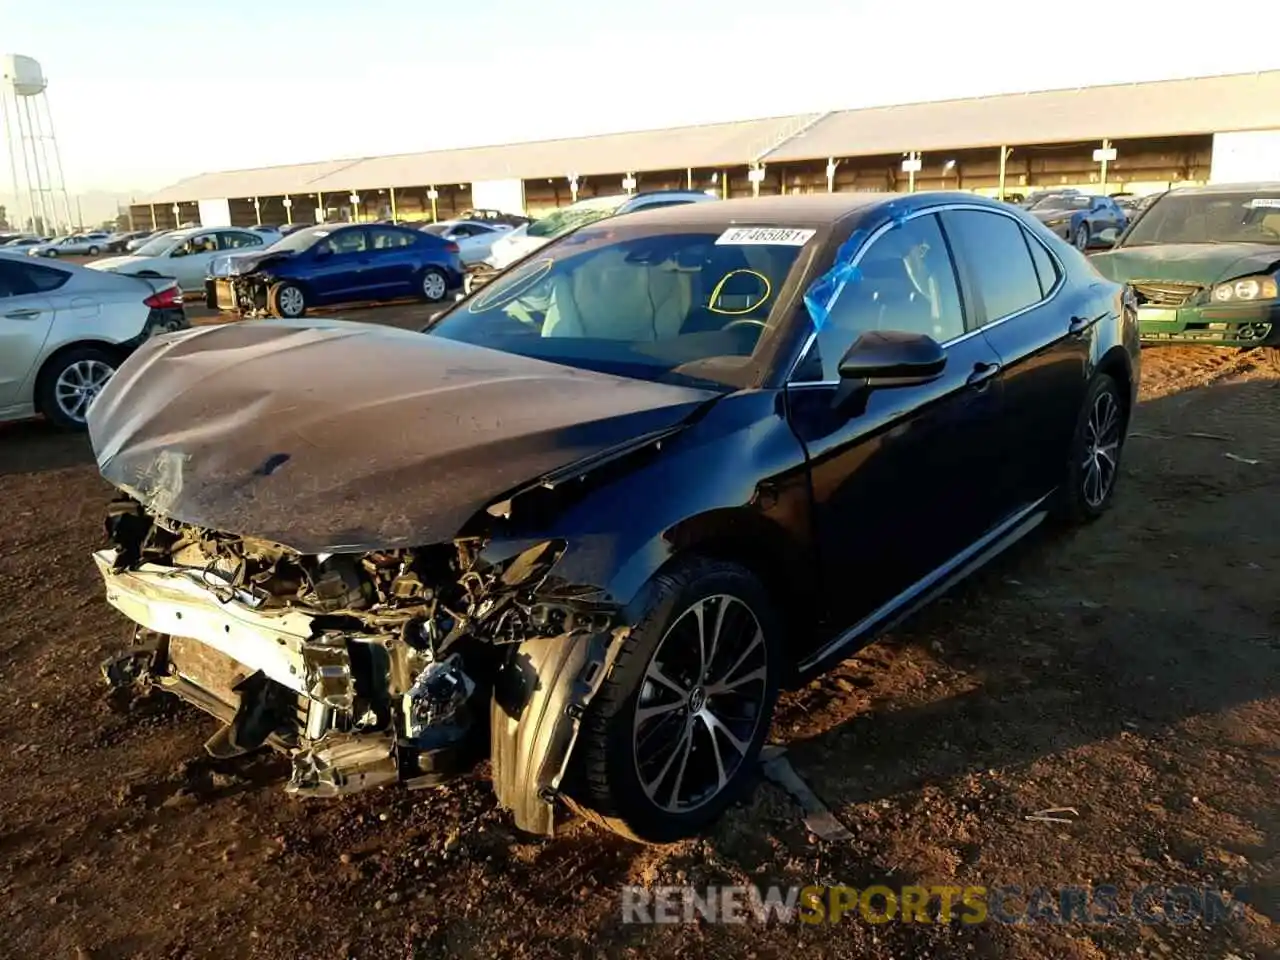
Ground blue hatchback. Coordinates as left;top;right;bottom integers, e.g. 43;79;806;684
205;222;465;318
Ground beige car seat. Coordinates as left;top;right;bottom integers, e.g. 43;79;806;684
542;247;691;341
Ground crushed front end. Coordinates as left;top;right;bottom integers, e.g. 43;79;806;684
205;274;271;317
96;496;622;829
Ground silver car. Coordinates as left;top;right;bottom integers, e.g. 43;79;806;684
0;252;188;429
27;232;113;257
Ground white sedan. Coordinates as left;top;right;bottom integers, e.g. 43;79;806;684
418;220;513;265
89;226;273;292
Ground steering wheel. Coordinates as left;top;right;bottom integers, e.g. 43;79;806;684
722;318;768;333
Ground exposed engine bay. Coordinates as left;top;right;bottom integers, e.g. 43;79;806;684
98;495;623;834
207;275;273;318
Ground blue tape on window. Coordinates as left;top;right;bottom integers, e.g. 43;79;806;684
803;229;867;331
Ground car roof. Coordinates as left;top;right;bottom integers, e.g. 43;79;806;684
611;192;905;228
1164;181;1280;195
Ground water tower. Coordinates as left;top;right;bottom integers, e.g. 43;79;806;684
1;55;73;235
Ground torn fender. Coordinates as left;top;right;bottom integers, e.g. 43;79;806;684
490;626;628;836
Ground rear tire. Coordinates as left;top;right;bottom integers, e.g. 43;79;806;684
1073;222;1091;251
570;557;781;843
37;344;118;431
419;268;448;303
87;246;100;256
268;281;307;318
1052;373;1125;524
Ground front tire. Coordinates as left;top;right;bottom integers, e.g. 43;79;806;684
1053;373;1125;524
38;345;117;431
45;249;59;258
1073;222;1091;251
268;281;307;318
419;267;448;303
571;557;781;842
87;246;100;256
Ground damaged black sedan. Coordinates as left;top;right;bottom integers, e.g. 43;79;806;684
90;194;1138;842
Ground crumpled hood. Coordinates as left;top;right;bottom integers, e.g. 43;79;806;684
1090;243;1280;286
87;319;717;553
225;249;296;275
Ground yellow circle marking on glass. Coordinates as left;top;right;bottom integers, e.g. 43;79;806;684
707;268;772;316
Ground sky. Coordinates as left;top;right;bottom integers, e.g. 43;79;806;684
2;0;1279;202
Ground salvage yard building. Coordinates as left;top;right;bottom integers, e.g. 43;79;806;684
131;70;1280;230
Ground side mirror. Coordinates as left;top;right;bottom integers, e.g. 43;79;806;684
837;330;946;387
170;247;188;258
314;245;332;259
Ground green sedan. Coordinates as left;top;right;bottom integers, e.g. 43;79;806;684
1090;183;1280;368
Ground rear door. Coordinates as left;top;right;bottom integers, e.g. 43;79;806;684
786;211;1008;630
0;259;64;408
366;227;419;296
940;207;1090;508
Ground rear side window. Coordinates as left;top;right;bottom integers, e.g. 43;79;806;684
0;259;69;296
21;261;70;292
370;228;415;249
942;210;1044;326
1024;231;1060;297
218;231;263;250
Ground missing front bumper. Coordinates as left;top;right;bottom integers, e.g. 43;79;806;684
94;549;478;795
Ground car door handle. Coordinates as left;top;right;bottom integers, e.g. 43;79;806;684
967;361;1001;387
1068;314;1103;335
3;309;41;319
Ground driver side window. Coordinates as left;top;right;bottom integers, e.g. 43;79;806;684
801;214;965;382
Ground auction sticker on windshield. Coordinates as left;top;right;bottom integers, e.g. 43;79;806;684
1248;198;1280;209
717;227;816;246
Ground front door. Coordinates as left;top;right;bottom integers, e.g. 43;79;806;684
310;228;372;301
786;211;1008;633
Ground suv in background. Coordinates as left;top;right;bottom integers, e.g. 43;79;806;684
484;190;717;271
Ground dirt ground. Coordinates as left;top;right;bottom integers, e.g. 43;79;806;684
0;325;1277;959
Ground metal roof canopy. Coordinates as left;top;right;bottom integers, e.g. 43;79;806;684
142;115;816;204
764;71;1280;162
139;71;1280;204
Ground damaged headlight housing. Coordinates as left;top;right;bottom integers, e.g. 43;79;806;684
208;254;235;277
1210;275;1279;303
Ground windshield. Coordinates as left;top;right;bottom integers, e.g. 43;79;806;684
1121;192;1280;246
525;197;627;239
426;223;812;389
132;233;180;256
1030;194;1092;211
264;225;331;253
